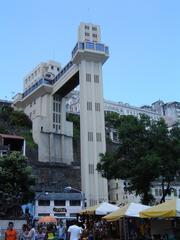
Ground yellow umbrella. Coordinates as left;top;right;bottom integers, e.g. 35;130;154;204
139;199;180;218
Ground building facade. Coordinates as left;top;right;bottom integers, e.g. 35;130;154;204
34;192;83;219
13;22;109;206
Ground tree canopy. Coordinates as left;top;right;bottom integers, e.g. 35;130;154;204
0;152;35;218
97;113;180;204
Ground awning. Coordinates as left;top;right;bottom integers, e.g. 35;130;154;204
80;202;119;215
103;203;150;221
140;199;180;218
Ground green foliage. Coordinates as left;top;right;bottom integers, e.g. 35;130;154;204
21;130;37;149
0;152;35;217
0;106;36;149
66;113;80;138
98;113;180;204
9;111;32;128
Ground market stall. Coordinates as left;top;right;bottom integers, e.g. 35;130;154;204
140;199;180;239
103;203;150;240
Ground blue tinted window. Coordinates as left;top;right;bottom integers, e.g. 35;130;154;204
79;42;84;49
105;47;109;54
86;42;94;50
96;43;104;52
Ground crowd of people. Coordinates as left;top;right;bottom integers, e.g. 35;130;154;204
3;220;94;240
4;219;176;240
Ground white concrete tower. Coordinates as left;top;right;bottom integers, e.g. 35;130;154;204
72;23;109;206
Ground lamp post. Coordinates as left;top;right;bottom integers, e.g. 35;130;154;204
34;192;49;218
64;186;86;209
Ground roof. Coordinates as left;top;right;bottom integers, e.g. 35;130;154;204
35;192;83;200
0;134;24;140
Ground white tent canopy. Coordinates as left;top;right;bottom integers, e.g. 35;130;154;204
123;203;150;217
95;202;119;215
103;203;150;221
80;202;119;215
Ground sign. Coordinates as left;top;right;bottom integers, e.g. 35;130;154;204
53;207;67;213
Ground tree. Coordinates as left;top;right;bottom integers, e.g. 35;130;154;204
97;113;180;204
0;152;35;218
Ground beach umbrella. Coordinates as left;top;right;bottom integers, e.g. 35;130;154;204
139;199;180;218
103;203;150;221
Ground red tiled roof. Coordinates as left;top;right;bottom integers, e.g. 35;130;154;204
0;134;24;140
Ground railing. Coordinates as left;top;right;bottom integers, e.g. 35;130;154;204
21;41;109;99
23;78;53;98
52;61;73;85
22;61;73;98
72;41;109;58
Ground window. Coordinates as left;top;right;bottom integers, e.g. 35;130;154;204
159;189;162;196
93;34;97;38
96;132;102;142
70;213;77;218
87;101;92;111
155;189;158;196
54;213;66;217
86;73;91;82
70;200;81;206
85;25;89;30
54;200;66;206
38;213;50;216
57;67;59;71
173;189;177;197
88;132;93;141
116;182;118;189
86;42;94;49
95;102;100;111
85;32;90;36
34;100;36;104
94;75;99;83
89;164;94;174
51;66;54;70
92;26;97;31
38;200;50;206
116;193;118;201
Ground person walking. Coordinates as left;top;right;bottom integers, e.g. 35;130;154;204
25;224;36;240
5;222;17;240
57;222;66;240
67;221;82;240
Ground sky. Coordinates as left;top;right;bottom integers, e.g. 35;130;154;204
0;0;180;106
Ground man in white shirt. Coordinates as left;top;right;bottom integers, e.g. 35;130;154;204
67;221;82;240
26;224;36;240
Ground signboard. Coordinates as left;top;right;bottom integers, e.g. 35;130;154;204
53;207;67;213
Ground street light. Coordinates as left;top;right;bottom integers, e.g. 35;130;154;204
36;192;49;200
64;186;86;209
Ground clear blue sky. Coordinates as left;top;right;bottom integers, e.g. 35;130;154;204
1;0;180;106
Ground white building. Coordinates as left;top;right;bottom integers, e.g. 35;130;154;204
108;179;141;205
13;22;109;206
35;192;83;219
66;91;161;142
